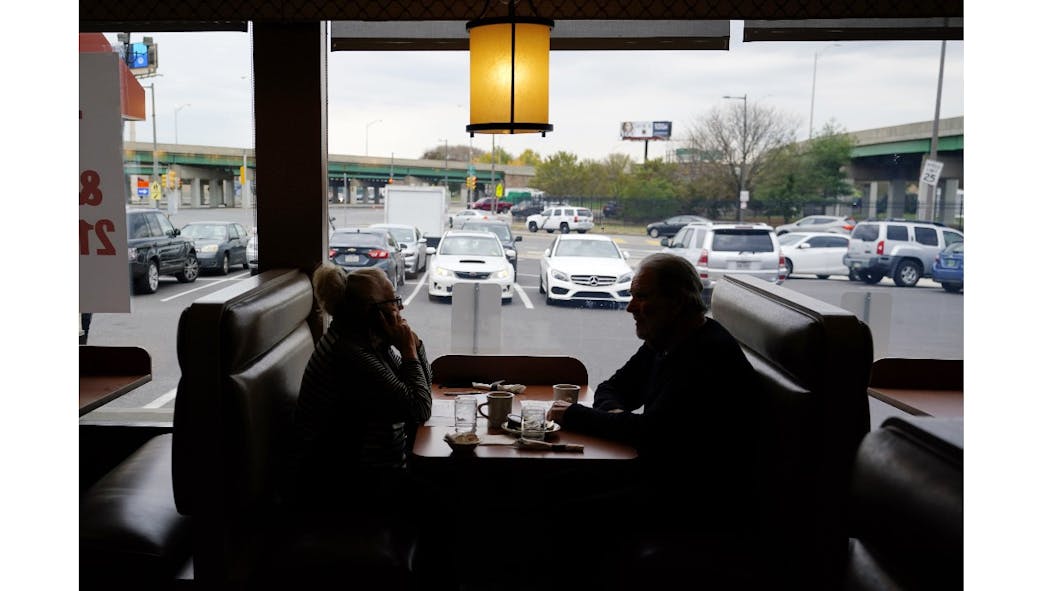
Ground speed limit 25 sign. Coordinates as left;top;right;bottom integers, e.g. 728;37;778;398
920;159;944;187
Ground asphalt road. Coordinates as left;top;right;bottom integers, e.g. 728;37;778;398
84;206;963;418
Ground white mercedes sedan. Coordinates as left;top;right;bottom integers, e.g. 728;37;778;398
538;234;633;306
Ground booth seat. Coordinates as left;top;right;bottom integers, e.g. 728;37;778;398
172;268;418;588
843;416;963;590
624;274;874;589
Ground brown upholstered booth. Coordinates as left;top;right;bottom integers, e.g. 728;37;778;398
172;268;418;588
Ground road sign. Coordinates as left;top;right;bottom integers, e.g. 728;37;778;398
495;183;503;198
920;159;944;187
740;190;750;203
150;181;161;200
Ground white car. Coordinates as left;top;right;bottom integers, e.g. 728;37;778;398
777;232;850;279
538;234;633;306
526;206;594;234
426;230;516;302
369;223;428;277
448;209;494;229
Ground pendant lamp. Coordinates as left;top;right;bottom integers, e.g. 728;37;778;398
466;0;554;136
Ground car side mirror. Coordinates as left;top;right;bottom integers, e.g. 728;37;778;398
660;237;669;247
172;228;181;236
514;236;522;242
622;250;631;259
399;242;408;249
426;247;436;255
544;248;551;257
798;243;811;249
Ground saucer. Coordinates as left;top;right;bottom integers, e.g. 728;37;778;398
501;421;561;438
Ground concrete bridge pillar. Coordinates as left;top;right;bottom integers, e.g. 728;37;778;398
191;178;203;206
866;182;879;219
886;179;907;218
940;178;961;224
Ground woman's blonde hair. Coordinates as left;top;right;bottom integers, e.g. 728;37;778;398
311;263;389;320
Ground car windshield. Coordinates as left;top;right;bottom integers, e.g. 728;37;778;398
711;230;775;252
554;239;621;258
331;232;383;248
462;223;511;240
380;227;414;243
182;224;227;240
439;236;504;257
778;234;805;247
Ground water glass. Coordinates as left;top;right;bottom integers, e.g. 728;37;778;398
520;400;547;440
454;395;478;433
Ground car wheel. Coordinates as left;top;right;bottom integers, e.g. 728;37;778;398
242;255;250;270
816;274;830;280
399;264;406;288
546;229;554;233
784;259;794;277
135;260;160;294
848;270;862;282
176;253;199;283
560;223;570;234
220;253;230;275
528;221;538;232
648;228;660;238
943;282;962;293
577;230;587;234
538;274;546;294
861;272;884;285
893;260;921;287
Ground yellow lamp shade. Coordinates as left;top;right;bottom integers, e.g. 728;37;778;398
467;17;553;135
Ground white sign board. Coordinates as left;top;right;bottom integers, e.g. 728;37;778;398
739;190;750;203
920;159;944;187
451;282;502;354
80;52;131;313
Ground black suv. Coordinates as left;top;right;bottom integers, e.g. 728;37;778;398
510;199;547;218
126;208;199;294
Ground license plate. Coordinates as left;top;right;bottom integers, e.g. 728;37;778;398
730;261;756;270
944;260;957;268
851;262;863;269
339;254;361;264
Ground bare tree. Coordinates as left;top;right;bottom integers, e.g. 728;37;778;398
686;101;800;200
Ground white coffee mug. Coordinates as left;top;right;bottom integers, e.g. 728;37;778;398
553;384;581;404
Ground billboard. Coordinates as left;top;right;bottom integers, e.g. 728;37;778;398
620;120;672;140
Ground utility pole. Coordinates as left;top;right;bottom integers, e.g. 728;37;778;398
148;83;159;195
923;39;947;220
723;94;748;221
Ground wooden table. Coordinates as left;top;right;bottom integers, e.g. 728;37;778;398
866;357;963;418
79;346;152;416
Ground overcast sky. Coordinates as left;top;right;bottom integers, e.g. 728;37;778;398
107;21;963;163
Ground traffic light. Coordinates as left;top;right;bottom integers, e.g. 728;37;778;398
466;175;477;190
239;166;246;185
166;169;177;189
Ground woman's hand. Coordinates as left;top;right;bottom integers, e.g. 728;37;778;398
380;311;418;360
548;400;572;423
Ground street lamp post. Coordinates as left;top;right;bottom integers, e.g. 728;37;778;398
147;84;159;194
365;119;382;156
723;94;747;221
809;44;840;139
439;138;449;189
174;103;191;144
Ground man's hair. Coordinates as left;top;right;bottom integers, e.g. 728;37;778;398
311;263;389;320
639;253;707;314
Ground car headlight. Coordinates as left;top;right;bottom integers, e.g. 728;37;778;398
200;244;219;254
128;248;138;262
551;269;569;282
494;268;511;280
617;272;634;284
433;266;452;278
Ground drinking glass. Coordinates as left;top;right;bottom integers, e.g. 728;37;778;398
520;400;547;440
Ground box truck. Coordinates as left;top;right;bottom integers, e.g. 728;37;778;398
384;185;449;248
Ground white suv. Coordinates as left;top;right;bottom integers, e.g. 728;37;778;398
661;222;787;304
526;206;594;234
843;219;963;287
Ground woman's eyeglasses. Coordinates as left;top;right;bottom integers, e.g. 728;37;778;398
373;296;404;310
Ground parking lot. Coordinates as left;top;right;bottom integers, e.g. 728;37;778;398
83;207;962;417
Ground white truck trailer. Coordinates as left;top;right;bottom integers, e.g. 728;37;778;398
384;185;449;248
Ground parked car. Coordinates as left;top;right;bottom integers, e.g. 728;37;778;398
449;208;493;229
931;241;964;293
843;219;963;286
777;232;850;279
369;223;428;277
328;227;406;289
180;221;251;274
246;232;259;275
775;215;856;236
460;220;522;273
602;201;620;217
470;197;513;213
126;208;199;294
538;234;633;306
645;214;710;238
511;199;548;218
426;230;515;302
526;206;594;234
661;221;786;305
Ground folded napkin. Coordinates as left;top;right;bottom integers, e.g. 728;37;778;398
514;439;584;453
471;381;526;394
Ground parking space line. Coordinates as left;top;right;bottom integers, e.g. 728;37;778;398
513;283;534;309
160;272;250;302
403;271;428;306
144;388;178;408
